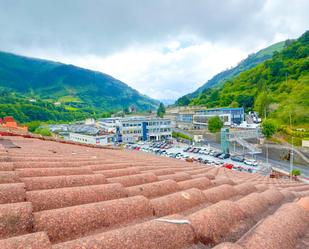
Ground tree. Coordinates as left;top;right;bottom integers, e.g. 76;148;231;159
176;96;190;106
208;116;223;133
292;169;301;176
157;103;166;118
254;91;272;119
261;119;277;138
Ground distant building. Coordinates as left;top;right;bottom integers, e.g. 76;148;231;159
119;117;172;143
0;116;28;132
194;107;244;126
174;107;244;129
84;118;95;125
68;132;115;146
99;116;172;143
97;118;120;133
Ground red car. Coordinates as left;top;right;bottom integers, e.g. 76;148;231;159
222;163;233;169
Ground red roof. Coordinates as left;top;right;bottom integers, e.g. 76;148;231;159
3;116;15;123
0;136;308;249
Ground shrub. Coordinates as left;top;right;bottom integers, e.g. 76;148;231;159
208;116;224;133
292;169;301;176
262;119;277;138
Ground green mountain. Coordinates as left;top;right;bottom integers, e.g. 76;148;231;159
0;51;159;122
188;31;309;126
176;40;287;105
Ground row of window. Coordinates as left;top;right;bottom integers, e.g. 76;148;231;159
122;123;142;127
122;121;171;127
148;121;171;126
148;128;171;133
122;129;142;134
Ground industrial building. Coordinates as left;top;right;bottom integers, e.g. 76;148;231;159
174;107;245;129
100;116;172;143
67;132;115;146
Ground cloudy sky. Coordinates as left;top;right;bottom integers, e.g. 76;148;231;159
0;0;308;100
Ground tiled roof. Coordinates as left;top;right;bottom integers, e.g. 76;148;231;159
0;136;308;249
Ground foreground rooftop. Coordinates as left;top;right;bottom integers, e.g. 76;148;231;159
0;135;308;249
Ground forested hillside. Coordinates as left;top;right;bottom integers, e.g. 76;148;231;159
0;51;158;122
176;41;287;105
188;31;309;126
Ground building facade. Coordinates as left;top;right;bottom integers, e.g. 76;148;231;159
119;117;172;143
99;116;172;143
193;107;244;128
68;132;115;146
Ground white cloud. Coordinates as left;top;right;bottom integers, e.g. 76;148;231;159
1;0;308;100
39;39;246;99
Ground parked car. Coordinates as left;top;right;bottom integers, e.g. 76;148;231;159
183;147;191;152
222;163;234;169
213;152;223;157
218;153;230;159
244;159;258;166
231;156;244;162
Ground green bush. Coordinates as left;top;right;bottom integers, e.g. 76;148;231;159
262;119;277;138
292;169;301;176
208;116;223;133
34;127;52;136
172;132;192;141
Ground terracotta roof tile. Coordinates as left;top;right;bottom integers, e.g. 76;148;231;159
0;163;14;171
236;192;270;220
178;177;212;190
238;203;309;249
0;232;52;249
0;202;33;239
94;167;141;178
260;188;285;206
16;167;93;177
211;177;235;186
0;172;20;184
141;168;176;176
27;183;127;212
233;183;257;195
34;195;153;242
202;184;238;203
0;183;26;204
213;242;244;249
22;174;106;191
107;172;158;187
127;179;179;198
158;172;192;182
188;200;254;246
0;135;308;248
151;188;207;216
53;217;196;249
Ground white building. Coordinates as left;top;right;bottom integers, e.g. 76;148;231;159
68;132;115;146
97;118;120;133
100;116;172;143
120;117;172;143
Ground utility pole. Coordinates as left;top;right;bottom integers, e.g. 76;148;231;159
290;137;294;179
266;142;269;164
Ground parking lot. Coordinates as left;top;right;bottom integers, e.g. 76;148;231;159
126;141;271;175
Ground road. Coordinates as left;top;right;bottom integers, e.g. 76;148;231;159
207;141;309;178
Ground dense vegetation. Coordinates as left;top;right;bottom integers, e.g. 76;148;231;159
0;89;110;123
0;51;159;121
172;131;193;142
186;31;309;127
176;41;287;105
157;103;166;118
208;116;224;133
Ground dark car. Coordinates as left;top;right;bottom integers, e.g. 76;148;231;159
231;156;244;162
213;152;223;157
219;153;230;159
